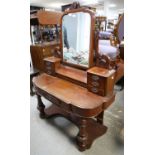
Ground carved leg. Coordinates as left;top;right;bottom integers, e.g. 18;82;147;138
77;119;88;151
36;94;46;118
96;111;104;124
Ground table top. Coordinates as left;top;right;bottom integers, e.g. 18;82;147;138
33;73;111;109
87;67;115;77
44;56;61;63
56;65;87;84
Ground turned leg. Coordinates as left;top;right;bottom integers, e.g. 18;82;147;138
96;111;104;124
36;94;46;118
77;118;88;151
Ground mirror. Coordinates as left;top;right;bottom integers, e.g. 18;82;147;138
62;12;91;67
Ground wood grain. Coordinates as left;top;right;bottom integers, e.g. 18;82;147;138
37;10;62;25
33;73;108;109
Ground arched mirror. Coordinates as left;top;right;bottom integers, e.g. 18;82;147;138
61;9;94;69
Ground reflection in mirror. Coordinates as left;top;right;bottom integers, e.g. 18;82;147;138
62;12;91;67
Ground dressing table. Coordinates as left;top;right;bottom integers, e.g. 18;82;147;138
33;5;116;151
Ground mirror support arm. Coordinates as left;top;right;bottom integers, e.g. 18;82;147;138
96;54;118;70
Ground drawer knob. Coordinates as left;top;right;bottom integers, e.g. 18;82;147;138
91;75;99;81
47;71;51;74
92;81;99;87
91;87;99;93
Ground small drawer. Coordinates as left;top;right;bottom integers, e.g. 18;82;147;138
45;61;51;66
45;94;60;106
46;70;52;75
88;86;104;96
87;74;105;89
91;87;99;93
91;81;100;87
46;66;51;70
91;75;100;81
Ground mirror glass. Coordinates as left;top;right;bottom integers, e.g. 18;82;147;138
62;12;91;67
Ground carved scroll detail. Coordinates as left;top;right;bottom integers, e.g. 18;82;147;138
96;54;117;70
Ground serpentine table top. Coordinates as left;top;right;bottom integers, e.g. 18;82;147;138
33;73;115;117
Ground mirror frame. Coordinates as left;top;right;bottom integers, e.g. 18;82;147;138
60;8;95;70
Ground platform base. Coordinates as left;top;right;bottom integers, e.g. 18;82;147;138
36;94;107;151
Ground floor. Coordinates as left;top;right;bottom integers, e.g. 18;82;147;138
30;86;124;155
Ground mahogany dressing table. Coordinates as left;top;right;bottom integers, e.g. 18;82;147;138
33;5;116;151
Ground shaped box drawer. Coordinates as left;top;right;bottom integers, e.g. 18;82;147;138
87;73;105;89
87;85;105;96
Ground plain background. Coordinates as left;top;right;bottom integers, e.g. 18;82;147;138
0;0;155;155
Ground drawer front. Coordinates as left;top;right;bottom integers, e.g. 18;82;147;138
46;66;52;70
87;73;105;89
87;85;104;96
44;61;53;75
91;75;100;81
91;81;100;87
45;70;52;75
45;94;60;107
91;87;99;93
87;73;115;96
45;61;52;66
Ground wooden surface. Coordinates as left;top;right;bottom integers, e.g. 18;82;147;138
87;67;115;96
87;67;115;77
32;6;117;151
56;65;87;84
43;57;116;94
43;57;87;86
44;56;61;63
31;41;60;47
33;73;109;109
30;42;60;71
37;10;62;25
33;73;115;151
44;57;61;76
